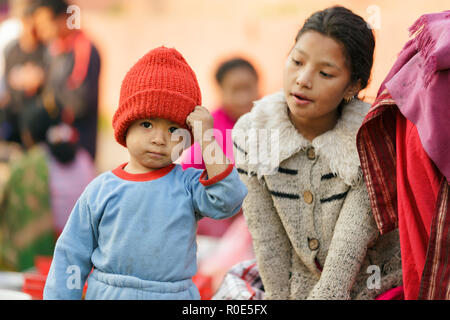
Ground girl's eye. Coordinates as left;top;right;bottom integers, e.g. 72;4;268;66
169;127;179;134
320;71;333;78
140;121;152;128
292;58;302;66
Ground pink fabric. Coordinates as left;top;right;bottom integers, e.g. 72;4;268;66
375;286;404;300
198;214;255;290
181;107;237;237
381;11;450;181
47;147;97;234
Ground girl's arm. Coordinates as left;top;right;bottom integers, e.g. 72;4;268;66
231;113;292;299
238;171;292;300
307;178;379;300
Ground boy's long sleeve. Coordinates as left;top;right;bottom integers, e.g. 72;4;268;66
44;193;98;300
190;164;247;220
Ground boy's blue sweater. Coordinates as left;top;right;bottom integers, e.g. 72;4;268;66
43;163;247;299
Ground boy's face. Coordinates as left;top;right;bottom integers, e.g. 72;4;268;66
125;118;187;172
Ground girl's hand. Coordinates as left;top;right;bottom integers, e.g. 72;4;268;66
186;106;214;143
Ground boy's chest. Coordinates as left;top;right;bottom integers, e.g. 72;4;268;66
98;182;197;240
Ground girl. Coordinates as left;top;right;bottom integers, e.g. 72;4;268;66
231;6;402;299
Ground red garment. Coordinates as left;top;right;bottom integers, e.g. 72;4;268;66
357;90;450;299
396;112;441;299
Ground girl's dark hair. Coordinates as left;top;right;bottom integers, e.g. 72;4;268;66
295;6;375;92
215;58;258;86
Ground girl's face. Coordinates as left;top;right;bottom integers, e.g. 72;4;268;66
283;30;360;129
125;118;185;173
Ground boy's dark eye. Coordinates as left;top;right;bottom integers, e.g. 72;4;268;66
140;121;152;128
169;127;179;134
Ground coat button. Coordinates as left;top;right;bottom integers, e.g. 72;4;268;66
308;238;320;251
303;191;314;204
306;147;316;160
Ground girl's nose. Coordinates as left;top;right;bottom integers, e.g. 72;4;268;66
295;69;313;89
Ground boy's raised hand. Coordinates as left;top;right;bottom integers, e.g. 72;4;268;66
186;106;230;178
186;106;214;144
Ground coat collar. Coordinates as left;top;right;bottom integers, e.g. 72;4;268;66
232;90;370;186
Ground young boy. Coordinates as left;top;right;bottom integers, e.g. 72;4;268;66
43;46;248;300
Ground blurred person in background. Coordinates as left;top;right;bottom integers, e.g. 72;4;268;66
30;0;101;160
181;57;260;291
0;105;96;271
0;0;24;100
0;0;46;145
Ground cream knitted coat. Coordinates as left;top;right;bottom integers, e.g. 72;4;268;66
232;91;402;300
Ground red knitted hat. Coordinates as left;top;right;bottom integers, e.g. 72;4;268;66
112;46;201;147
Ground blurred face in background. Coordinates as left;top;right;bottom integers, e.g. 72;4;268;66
33;6;64;44
219;67;259;122
20;14;39;46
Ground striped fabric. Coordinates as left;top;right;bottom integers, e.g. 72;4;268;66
357;90;398;234
418;180;450;299
212;259;264;300
356;90;450;300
